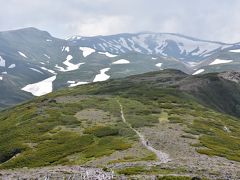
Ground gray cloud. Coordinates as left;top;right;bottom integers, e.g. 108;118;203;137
0;0;240;43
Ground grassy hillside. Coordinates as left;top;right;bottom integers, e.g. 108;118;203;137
0;70;240;179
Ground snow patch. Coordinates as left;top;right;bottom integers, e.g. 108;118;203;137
46;39;52;42
209;59;233;65
0;76;2;80
18;51;28;58
119;38;132;50
67;81;75;84
64;46;70;52
30;68;44;74
132;34;152;53
155;63;162;68
0;56;6;67
67;36;82;40
98;52;118;57
112;59;130;64
93;68;110;82
21;76;56;96
98;44;106;51
44;54;50;59
40;67;57;75
192;69;205;75
79;47;95;57
229;49;240;53
69;81;89;87
55;55;84;72
55;65;65;72
128;38;142;53
186;62;199;67
8;64;16;69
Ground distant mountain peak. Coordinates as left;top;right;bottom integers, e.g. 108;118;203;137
68;32;236;62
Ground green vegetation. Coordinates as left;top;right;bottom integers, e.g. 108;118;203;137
159;111;169;123
83;136;131;158
83;126;119;137
157;176;192;180
119;98;160;128
107;152;156;164
2;133;94;168
114;84;240;162
1;69;240;179
163;100;240;161
0;97;133;169
116;166;173;175
116;165;188;176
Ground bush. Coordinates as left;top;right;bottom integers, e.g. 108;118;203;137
157;176;192;180
84;126;119;137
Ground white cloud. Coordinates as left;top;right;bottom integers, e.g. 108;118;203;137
160;18;180;33
0;0;240;43
67;15;132;36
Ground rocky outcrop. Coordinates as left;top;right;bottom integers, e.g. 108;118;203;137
219;71;240;83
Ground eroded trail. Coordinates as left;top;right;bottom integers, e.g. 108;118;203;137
117;100;170;163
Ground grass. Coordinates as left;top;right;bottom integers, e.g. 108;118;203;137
107;152;157;164
1;133;95;168
157;176;192;180
159;111;169;123
83;126;119;137
119;98;160;128
116;165;188;176
83;136;131;158
116;166;174;176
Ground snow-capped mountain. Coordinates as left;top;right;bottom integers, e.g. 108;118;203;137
69;32;239;62
0;27;240;109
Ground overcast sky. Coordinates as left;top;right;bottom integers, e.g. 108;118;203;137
0;0;240;43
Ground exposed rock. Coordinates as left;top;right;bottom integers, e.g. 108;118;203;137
219;71;240;83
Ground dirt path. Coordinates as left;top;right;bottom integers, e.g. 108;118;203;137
117;100;170;163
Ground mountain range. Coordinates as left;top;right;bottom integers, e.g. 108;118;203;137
1;27;240;179
1;27;240;109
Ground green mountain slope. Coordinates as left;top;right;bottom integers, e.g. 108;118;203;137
0;70;240;179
